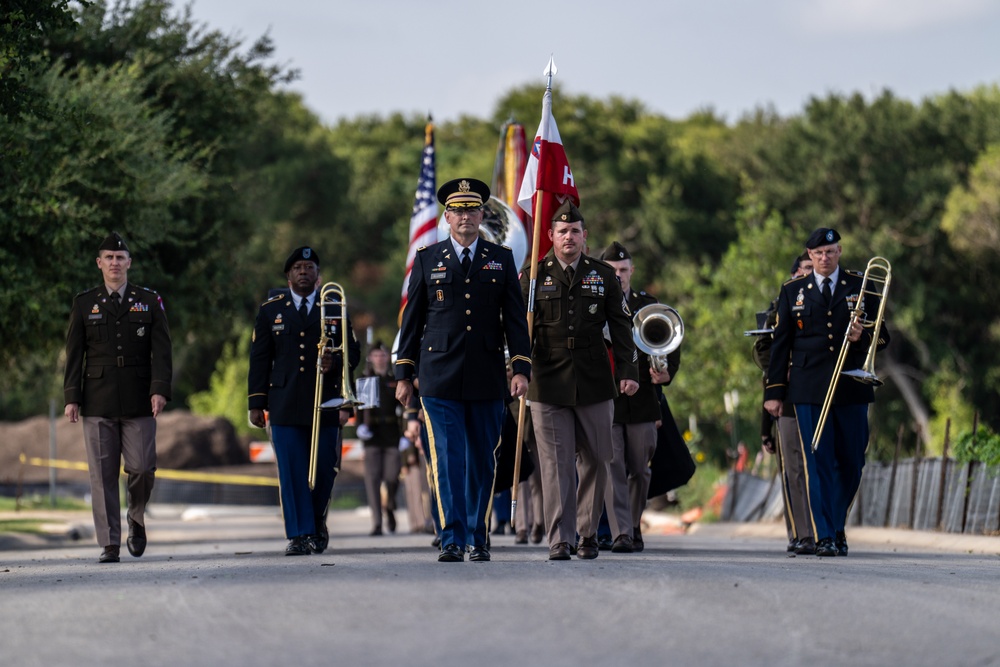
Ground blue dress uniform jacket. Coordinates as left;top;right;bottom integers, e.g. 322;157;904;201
248;294;360;426
764;271;889;405
522;251;639;406
64;283;172;416
395;239;531;396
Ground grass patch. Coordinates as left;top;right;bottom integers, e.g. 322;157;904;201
0;518;50;534
0;494;90;512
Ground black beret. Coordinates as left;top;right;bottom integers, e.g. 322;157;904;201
98;232;129;254
599;241;631;262
437;178;490;208
805;228;841;249
284;246;320;273
551;199;583;224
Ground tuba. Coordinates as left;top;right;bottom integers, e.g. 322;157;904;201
632;304;684;373
811;257;891;451
309;282;359;489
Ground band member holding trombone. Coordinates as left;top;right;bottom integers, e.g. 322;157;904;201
764;228;889;557
599;241;680;553
395;178;531;563
248;246;359;555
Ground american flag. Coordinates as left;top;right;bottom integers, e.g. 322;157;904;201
399;119;438;325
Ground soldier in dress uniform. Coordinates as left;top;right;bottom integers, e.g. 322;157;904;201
599;241;679;553
248;246;360;556
63;232;172;564
395;177;531;563
764;228;890;557
523;203;640;561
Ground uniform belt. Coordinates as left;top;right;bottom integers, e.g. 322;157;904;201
86;356;149;367
536;335;591;349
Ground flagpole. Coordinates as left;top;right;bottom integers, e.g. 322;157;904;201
511;56;558;527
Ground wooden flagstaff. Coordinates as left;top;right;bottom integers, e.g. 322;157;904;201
511;56;558;528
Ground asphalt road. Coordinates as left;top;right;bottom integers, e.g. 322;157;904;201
2;507;998;667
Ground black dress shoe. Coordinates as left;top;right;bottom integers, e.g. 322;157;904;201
369;526;383;537
126;517;146;557
431;534;442;548
815;537;837;557
548;542;572;560
438;544;464;562
611;534;634;553
98;545;120;563
632;525;644;552
469;546;491;562
514;530;528;544
794;537;816;555
285;536;310;556
312;525;329;554
530;523;544;544
787;538;799;553
577;535;599;560
835;531;849;557
491;521;509;536
386;510;397;534
597;534;614;551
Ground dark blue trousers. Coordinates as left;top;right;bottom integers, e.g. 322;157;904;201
271;424;339;539
794;403;869;541
421;396;504;550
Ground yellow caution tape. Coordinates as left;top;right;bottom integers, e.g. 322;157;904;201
19;454;278;487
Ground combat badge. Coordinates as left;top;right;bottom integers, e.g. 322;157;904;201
793;288;806;311
136;326;146;337
436;289;444;302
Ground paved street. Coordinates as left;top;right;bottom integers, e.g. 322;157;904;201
2;506;998;667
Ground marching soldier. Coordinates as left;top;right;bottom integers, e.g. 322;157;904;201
63;232;172;564
395;177;531;563
764;228;890;557
523;202;639;561
248;246;360;555
357;342;403;536
599;241;679;553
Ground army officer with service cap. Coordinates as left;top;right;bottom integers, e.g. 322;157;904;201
63;231;173;563
249;245;360;556
522;201;639;561
395;177;531;563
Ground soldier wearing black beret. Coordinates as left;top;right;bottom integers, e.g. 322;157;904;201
764;228;890;557
248;245;360;555
598;241;681;554
522;202;640;561
63;232;172;563
395;177;532;563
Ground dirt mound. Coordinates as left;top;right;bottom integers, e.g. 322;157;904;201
1;410;247;484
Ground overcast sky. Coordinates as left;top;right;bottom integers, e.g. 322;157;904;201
187;0;1000;125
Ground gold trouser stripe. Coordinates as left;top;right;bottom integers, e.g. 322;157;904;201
792;406;820;540
419;397;448;527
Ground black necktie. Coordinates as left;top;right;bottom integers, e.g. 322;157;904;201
565;264;574;284
821;277;832;304
461;248;471;275
110;291;121;314
299;297;309;319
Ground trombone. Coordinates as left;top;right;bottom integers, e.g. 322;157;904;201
811;257;891;452
632;304;684;373
309;282;359;489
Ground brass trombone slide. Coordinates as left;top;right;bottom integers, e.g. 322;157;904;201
811;257;891;452
309;282;359;489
